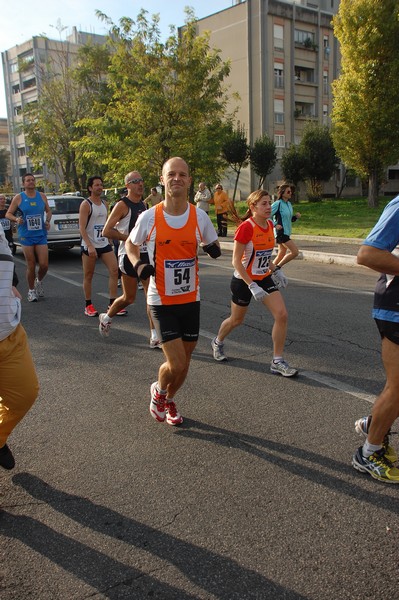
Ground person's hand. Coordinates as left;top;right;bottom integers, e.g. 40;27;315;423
295;212;301;219
276;224;283;230
248;282;268;302
271;267;288;289
12;286;22;299
88;245;97;258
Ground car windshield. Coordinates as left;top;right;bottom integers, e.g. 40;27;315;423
47;197;83;215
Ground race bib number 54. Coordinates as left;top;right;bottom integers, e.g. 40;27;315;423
164;258;196;296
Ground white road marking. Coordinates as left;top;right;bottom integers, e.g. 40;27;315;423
200;329;376;404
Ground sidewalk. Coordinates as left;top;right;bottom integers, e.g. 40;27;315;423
218;232;363;267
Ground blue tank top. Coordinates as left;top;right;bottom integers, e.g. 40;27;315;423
18;191;47;242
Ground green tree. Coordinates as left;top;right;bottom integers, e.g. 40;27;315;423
221;123;249;202
75;9;236;190
249;133;277;188
280;145;305;201
21;37;110;191
299;123;338;201
332;0;399;207
0;149;8;185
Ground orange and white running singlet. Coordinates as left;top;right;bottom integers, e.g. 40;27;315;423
234;218;275;281
152;202;201;305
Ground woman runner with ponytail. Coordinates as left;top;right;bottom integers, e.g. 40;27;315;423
211;189;298;377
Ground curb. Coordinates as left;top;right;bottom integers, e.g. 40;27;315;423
218;240;359;267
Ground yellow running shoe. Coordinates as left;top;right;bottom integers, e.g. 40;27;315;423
352;446;399;483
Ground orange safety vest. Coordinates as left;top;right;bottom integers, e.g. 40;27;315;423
243;218;275;281
151;202;201;305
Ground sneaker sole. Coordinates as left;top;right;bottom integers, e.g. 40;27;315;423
213;354;227;362
166;416;184;426
85;312;99;317
352;457;399;484
270;368;298;377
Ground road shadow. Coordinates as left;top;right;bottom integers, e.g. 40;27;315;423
174;419;399;514
4;473;309;600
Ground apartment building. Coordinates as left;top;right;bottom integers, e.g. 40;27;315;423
2;28;106;192
0;118;11;187
194;0;365;197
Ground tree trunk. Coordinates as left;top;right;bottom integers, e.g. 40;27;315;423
232;169;241;203
368;170;379;208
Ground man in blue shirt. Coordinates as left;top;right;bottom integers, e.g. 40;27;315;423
6;173;52;302
354;197;399;483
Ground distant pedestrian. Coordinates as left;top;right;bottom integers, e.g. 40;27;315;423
0;222;39;470
212;184;230;237
211;189;298;377
79;176;118;317
6;173;52;302
194;182;212;214
145;187;163;207
353;197;399;483
271;184;301;267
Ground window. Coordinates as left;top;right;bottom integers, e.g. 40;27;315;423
295;29;315;46
274;63;284;88
13;105;22;116
12;84;20;95
17;147;26;157
388;169;399;180
274;99;284;124
10;63;18;73
323;71;329;95
323;104;328;124
294;103;315;118
22;77;36;90
274;24;284;50
274;135;285;148
295;66;315;83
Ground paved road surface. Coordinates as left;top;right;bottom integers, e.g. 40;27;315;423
1;247;397;600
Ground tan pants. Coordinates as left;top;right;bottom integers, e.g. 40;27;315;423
0;324;39;447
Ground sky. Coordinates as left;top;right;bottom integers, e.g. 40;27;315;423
1;0;234;118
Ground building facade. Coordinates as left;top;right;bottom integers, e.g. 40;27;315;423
2;28;106;192
0;118;11;188
194;0;364;198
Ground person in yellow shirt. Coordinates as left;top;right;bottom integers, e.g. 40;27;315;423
211;184;230;237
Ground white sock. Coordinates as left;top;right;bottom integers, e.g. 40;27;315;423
273;356;283;364
151;329;158;341
363;439;382;458
103;314;112;323
215;337;223;346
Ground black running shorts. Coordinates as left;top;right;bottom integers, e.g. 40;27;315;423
375;318;399;345
149;301;200;343
231;275;278;307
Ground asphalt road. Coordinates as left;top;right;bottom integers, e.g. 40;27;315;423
1;248;398;600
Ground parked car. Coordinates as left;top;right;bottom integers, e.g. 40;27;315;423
15;194;84;251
